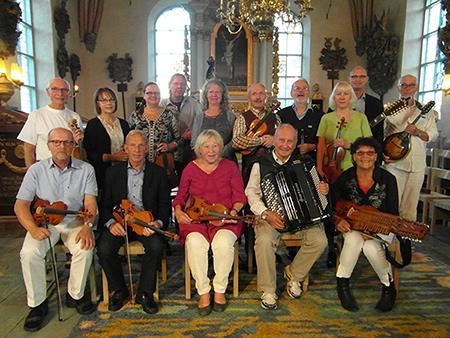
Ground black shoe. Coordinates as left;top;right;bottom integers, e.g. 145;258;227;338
375;283;396;312
213;301;227;312
108;288;129;312
198;303;212;316
24;300;48;332
336;277;359;312
139;293;158;314
66;293;96;315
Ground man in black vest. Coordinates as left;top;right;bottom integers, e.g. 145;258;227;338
245;124;328;310
349;66;384;143
277;78;323;161
232;82;281;184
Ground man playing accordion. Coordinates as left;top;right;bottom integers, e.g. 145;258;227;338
245;124;329;310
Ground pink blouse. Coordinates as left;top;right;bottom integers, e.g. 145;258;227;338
172;159;247;243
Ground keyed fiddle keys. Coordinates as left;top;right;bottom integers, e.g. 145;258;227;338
32;198;93;225
184;196;256;226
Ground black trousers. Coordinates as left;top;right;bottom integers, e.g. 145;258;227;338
97;229;165;296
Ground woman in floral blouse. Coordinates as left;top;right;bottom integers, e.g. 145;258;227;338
332;137;398;313
129;82;181;186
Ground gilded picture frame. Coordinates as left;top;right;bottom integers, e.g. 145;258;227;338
211;23;253;96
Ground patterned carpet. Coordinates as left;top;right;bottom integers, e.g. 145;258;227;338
69;242;450;338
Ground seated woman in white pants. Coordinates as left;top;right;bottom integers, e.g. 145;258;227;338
173;129;246;315
332;137;399;312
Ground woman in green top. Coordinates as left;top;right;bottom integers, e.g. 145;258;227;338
316;81;372;181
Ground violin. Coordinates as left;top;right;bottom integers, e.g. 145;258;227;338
323;117;347;184
155;151;178;189
184;196;255;226
32;198;92;225
68;119;87;161
241;100;281;156
113;199;179;241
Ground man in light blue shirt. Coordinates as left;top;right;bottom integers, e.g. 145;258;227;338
15;128;97;332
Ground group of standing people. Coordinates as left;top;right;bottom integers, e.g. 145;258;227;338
14;65;438;331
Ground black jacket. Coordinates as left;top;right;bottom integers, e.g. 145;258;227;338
100;161;171;230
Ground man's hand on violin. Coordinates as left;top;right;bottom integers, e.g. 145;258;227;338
142;222;160;236
261;135;274;148
109;222;126;237
29;226;51;241
76;224;95;250
264;211;284;230
72;128;84;143
336;219;351;233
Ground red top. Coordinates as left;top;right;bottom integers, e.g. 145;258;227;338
172;159;247;244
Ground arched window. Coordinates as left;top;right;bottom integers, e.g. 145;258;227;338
155;6;190;98
17;0;37;112
418;0;445;116
275;16;303;107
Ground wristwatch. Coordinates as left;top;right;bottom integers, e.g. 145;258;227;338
261;210;268;220
86;222;94;228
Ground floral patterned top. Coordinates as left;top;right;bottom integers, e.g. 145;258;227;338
331;166;398;215
128;107;181;162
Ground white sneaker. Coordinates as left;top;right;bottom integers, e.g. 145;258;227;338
261;293;278;310
284;266;302;299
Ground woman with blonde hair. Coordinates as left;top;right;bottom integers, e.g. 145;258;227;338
173;129;246;316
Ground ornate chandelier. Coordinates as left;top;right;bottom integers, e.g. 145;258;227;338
217;0;313;40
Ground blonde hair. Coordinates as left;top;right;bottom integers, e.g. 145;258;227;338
328;81;357;110
193;129;224;158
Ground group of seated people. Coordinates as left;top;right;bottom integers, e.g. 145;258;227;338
14;68;438;332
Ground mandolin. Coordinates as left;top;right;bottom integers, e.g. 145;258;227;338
323;117;347;184
382;101;435;161
369;99;407;128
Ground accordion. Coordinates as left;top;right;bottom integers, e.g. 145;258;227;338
260;158;331;232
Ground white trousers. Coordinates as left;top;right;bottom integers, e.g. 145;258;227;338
336;230;392;286
20;224;93;307
385;166;424;221
185;230;237;295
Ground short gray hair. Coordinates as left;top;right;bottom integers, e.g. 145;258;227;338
126;130;148;144
193;129;224;158
46;78;71;92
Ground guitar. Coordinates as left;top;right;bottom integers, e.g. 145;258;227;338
369;99;408;128
68;118;87;160
382;101;435;161
323;117;347;184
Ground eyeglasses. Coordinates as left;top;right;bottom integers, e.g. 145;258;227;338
350;75;367;79
48;140;74;146
145;91;160;96
355;150;377;157
400;83;416;89
292;86;309;92
98;98;116;103
49;87;70;93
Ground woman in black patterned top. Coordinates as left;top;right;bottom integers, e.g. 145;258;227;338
129;82;181;178
332;137;398;313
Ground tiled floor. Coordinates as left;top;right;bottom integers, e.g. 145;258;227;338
1;219;449;338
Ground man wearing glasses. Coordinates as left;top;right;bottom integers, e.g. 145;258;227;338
348;66;384;143
18;77;84;167
384;74;438;222
15;128;97;331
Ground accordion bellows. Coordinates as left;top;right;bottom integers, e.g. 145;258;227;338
261;158;331;233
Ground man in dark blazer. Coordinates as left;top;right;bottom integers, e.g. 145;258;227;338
349;66;384;144
97;130;171;314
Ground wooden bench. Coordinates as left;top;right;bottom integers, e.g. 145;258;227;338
430;199;450;234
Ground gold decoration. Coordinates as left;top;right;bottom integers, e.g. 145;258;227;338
271;26;280;99
217;0;313;41
14;144;24;160
0;149;27;174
